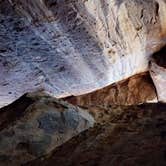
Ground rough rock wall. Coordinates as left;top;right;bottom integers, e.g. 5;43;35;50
74;0;166;72
11;0;166;77
0;0;166;107
66;72;157;106
73;1;166;103
0;0;110;107
26;103;166;166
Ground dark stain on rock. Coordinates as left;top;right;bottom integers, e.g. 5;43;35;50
154;1;159;17
160;131;166;139
16;142;30;151
0;155;11;162
27;135;51;156
2;130;15;137
38;113;65;134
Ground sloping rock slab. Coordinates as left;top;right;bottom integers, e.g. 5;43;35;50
25;103;166;166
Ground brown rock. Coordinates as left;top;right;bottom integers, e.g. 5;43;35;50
25;103;166;166
66;72;157;106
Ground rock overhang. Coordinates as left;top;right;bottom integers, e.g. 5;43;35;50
0;0;166;108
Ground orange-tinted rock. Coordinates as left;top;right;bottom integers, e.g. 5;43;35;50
66;73;157;106
0;0;166;107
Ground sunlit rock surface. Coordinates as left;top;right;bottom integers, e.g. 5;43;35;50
0;93;94;165
0;1;165;165
66;72;157;106
0;0;166;107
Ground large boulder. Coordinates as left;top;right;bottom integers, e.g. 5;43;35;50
0;93;94;165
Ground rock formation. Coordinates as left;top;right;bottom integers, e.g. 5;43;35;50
0;93;94;165
25;103;166;166
66;72;157;106
0;0;166;107
0;0;166;165
150;46;166;103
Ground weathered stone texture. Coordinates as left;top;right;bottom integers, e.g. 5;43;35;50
0;0;166;107
0;93;94;165
66;73;157;106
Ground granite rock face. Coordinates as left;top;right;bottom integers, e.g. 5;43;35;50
0;93;94;165
0;0;166;107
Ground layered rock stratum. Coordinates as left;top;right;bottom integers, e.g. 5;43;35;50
66;72;157;106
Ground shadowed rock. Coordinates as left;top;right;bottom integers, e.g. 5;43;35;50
25;103;166;166
0;93;94;165
150;46;166;102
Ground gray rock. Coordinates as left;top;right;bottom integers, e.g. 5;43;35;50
38;112;66;134
1;0;166;107
0;93;94;165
